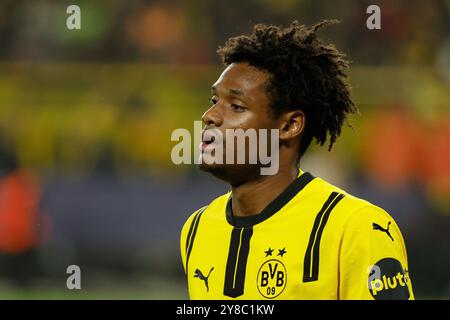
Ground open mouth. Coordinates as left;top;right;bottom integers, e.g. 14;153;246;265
203;136;215;145
200;130;220;152
202;131;216;145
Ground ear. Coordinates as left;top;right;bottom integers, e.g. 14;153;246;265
278;110;305;141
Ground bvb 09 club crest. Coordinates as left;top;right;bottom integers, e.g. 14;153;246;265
257;258;287;298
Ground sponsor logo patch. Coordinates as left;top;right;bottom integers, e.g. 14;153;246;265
368;258;410;300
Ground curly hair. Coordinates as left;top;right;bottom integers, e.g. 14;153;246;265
217;20;358;157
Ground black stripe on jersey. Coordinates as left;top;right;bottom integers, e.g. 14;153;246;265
185;207;206;276
226;171;315;228
223;227;253;298
303;192;345;282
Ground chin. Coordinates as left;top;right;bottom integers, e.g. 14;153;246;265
198;162;263;186
198;162;228;179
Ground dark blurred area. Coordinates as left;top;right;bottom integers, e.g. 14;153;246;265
0;0;449;299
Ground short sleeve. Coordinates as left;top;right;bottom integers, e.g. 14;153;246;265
338;205;414;300
180;212;196;275
180;206;207;275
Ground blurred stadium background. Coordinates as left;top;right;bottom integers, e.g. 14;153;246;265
0;0;449;299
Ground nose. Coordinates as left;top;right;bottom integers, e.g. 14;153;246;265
201;104;223;127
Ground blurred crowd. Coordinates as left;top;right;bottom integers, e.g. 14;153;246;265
0;0;449;68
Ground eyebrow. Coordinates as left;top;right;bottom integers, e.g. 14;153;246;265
211;85;246;98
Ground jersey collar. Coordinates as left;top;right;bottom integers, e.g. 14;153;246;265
226;171;315;228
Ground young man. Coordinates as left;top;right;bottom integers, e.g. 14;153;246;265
180;20;414;300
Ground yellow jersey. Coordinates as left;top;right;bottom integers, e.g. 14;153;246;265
180;170;414;300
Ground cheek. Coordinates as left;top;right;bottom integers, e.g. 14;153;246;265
243;112;276;130
221;105;274;131
223;112;256;130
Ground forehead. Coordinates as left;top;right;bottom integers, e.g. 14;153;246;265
212;63;270;100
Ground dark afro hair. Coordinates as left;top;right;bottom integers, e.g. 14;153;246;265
217;20;358;157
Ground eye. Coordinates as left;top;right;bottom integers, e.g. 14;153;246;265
231;104;246;112
209;96;218;105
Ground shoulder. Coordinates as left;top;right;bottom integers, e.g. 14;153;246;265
311;176;409;257
310;176;397;232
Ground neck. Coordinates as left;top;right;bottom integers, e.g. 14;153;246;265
231;165;299;217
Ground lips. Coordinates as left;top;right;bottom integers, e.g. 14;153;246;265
202;130;216;144
200;129;219;151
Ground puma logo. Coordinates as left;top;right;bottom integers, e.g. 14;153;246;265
194;267;214;292
372;221;394;241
